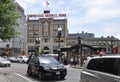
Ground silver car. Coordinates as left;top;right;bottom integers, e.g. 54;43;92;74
0;57;11;67
80;55;120;82
17;56;28;63
8;57;17;63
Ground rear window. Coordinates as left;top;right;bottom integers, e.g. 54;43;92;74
87;58;118;75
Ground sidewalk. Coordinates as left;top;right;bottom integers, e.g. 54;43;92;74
65;64;83;69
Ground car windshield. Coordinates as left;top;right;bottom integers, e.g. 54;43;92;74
38;57;59;64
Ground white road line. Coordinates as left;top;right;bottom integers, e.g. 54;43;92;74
14;73;32;82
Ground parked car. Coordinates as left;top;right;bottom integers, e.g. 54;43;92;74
0;57;11;67
80;55;120;82
17;56;28;63
8;57;17;63
27;56;67;80
2;56;8;59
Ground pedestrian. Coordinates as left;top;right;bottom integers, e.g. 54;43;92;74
70;56;74;67
27;55;33;64
99;49;105;56
74;56;78;67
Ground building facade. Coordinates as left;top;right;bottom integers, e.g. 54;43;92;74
67;31;95;47
0;2;26;57
66;33;120;56
12;2;26;56
63;33;120;65
27;10;67;55
84;36;120;54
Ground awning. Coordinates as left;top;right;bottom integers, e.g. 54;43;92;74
61;44;106;52
28;49;36;52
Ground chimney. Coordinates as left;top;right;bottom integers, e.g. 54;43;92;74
44;10;50;14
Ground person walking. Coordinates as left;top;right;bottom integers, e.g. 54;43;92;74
70;56;74;67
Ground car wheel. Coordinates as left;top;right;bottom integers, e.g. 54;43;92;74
23;60;25;63
38;71;44;80
60;75;65;79
17;61;20;63
27;67;32;76
8;64;11;67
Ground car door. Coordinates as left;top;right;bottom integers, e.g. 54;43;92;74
97;58;120;82
83;58;119;82
113;58;120;82
94;58;119;82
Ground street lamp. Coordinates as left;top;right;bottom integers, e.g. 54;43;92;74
57;27;62;60
6;44;9;57
110;39;113;54
109;36;114;54
34;33;40;55
77;36;82;67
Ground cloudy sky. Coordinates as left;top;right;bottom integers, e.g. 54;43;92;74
16;0;120;39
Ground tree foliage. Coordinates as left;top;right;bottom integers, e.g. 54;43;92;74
0;0;20;41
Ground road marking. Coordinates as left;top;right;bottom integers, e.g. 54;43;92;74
14;73;32;82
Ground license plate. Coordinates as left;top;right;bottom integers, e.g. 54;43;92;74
56;72;60;75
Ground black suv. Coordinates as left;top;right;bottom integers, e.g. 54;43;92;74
27;56;67;80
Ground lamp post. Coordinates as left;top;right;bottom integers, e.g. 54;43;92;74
6;44;9;57
34;33;40;55
57;27;62;60
110;40;113;54
77;36;82;67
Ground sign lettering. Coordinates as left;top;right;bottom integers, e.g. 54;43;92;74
27;14;66;18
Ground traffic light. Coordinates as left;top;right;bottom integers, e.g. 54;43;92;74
77;37;81;44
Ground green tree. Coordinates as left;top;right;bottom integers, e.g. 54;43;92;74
40;48;45;55
0;0;20;41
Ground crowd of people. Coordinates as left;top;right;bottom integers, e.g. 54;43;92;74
70;56;81;67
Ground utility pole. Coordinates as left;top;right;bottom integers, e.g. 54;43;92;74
110;40;113;54
57;27;62;61
78;36;82;67
34;33;40;56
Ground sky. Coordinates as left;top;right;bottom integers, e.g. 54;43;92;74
16;0;120;39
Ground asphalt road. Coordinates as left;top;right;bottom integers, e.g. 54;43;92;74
0;63;82;82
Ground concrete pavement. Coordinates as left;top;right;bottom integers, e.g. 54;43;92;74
0;74;10;82
0;65;82;82
0;73;31;82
